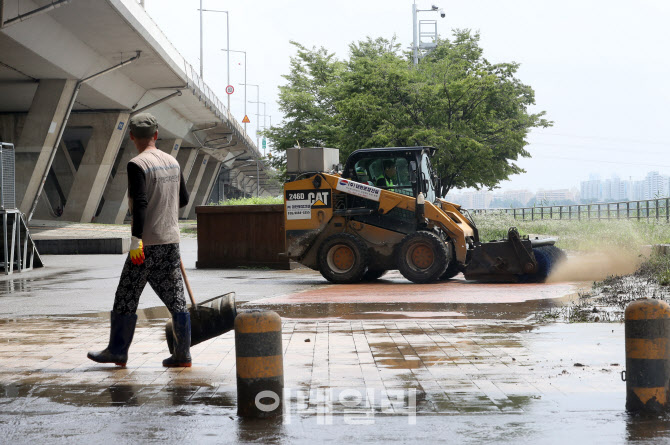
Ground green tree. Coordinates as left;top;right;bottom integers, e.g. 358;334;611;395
265;31;551;195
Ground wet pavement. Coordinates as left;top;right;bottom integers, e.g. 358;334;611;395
0;315;664;444
0;236;668;443
0;238;324;317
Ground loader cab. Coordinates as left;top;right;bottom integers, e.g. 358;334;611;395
344;146;438;202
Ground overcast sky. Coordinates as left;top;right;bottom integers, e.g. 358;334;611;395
144;0;670;192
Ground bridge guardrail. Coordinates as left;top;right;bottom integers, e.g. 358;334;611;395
471;198;670;222
182;62;262;159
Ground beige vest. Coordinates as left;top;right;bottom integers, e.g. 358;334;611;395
129;149;181;246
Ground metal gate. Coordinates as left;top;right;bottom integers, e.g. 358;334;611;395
0;143;42;274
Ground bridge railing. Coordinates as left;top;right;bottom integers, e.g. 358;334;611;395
182;62;262;160
471;198;670;222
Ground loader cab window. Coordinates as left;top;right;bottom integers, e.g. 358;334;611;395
354;157;413;197
420;153;437;203
353;161;375;186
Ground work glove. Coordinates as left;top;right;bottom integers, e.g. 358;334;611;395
130;236;145;266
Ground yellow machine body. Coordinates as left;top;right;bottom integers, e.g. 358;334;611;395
283;146;561;284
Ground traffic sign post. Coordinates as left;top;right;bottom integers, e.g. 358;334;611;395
225;85;234;95
262;138;266;150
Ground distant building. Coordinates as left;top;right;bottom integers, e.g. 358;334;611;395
580;179;602;201
643;171;668;200
446;190;493;209
536;189;577;203
449;168;670;209
491;189;534;206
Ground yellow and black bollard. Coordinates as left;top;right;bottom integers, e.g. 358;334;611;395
235;309;284;418
624;298;670;413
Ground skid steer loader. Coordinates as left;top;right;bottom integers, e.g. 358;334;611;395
283;146;564;284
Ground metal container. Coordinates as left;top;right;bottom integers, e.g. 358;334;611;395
286;147;340;175
165;292;237;353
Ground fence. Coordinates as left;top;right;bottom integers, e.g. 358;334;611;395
472;198;670;222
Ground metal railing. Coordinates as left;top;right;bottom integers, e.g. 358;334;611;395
471;198;670;222
182;62;262;160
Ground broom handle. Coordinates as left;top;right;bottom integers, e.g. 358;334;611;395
180;259;198;307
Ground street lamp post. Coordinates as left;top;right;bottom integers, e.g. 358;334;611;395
222;49;247;134
241;83;259;147
249;100;266;154
199;0;203;76
198;8;230;110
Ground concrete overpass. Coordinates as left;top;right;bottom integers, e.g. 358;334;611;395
0;0;279;224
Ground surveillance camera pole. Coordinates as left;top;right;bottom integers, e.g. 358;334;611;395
412;1;444;66
412;2;419;66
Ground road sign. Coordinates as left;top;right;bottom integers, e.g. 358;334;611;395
225;85;234;95
242;115;250;124
262;138;266;149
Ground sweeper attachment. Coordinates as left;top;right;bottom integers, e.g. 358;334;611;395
283;146;565;284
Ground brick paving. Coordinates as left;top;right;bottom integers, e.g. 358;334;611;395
0;315;624;416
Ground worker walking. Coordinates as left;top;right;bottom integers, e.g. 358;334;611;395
88;113;192;368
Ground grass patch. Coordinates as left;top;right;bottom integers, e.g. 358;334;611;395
213;196;283;206
637;253;670;285
473;212;670;252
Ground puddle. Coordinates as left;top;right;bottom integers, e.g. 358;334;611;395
0;382;236;409
0;269;99;297
245;296;579;321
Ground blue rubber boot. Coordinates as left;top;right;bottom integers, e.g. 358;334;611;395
87;311;137;366
163;312;192;368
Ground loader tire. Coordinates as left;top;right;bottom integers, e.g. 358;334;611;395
439;262;460;280
396;231;449;284
439;241;459;280
362;268;387;281
318;233;369;284
531;245;566;282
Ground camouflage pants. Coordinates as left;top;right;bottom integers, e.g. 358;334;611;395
113;243;187;315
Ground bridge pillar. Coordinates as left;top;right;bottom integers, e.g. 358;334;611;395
247;179;257;197
201;162;223;205
16;79;77;215
61;112;130;222
31;139;80;219
181;153;208;219
157;138;182;156
97;139;135;224
231;170;246;198
187;160;220;219
177;147;200;182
